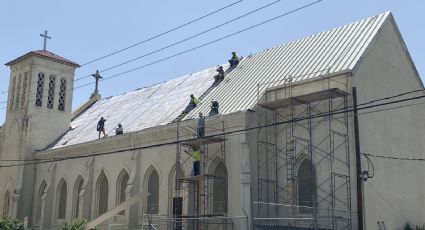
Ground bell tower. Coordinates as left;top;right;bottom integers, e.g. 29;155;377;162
0;47;79;220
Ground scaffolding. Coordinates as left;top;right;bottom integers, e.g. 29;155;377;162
173;121;230;230
253;73;352;230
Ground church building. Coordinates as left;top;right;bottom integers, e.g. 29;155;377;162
1;12;424;230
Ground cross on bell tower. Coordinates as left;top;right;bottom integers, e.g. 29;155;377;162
91;70;103;98
40;30;51;50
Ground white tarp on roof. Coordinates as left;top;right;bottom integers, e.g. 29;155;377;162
53;66;222;148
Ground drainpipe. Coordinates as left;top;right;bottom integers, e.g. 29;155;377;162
353;87;364;230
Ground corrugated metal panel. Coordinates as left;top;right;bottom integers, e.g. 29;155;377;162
52;12;390;148
187;12;390;118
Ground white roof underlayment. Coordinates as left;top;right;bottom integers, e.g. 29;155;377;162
53;12;391;148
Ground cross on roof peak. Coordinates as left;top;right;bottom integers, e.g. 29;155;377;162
40;30;52;51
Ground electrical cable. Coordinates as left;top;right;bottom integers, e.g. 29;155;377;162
0;0;323;110
0;0;243;96
2;85;425;168
363;153;425;161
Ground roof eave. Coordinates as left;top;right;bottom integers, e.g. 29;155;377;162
5;52;80;68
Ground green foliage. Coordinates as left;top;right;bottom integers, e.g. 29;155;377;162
61;218;87;230
0;216;24;230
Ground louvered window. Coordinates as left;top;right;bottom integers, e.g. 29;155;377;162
21;72;28;108
47;75;56;109
15;74;22;109
36;73;45;107
9;77;16;110
58;78;66;111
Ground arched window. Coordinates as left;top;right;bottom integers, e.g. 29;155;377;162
146;168;159;214
57;179;67;219
36;180;47;223
73;176;84;218
168;166;184;215
297;159;316;214
3;191;10;217
116;170;129;215
96;172;109;216
213;162;228;214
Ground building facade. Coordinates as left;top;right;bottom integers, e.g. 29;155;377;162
1;12;425;230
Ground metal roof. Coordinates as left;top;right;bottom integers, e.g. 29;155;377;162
52;12;391;148
187;12;390;118
5;50;80;67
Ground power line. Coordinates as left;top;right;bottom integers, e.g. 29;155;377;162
79;0;243;67
0;0;243;97
0;0;324;110
2;85;425;168
364;153;425;161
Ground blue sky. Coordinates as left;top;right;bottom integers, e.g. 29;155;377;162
1;0;424;124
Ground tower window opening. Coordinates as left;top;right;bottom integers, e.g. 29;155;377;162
36;73;45;107
47;75;56;109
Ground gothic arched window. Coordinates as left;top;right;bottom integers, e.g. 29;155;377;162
146;168;159;214
3;191;10;217
36;180;47;223
297;159;316;214
73;176;84;218
213;162;228;214
116;170;129;215
57;179;67;219
168;166;184;216
96;172;109;216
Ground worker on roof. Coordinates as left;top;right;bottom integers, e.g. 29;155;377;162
228;51;240;67
209;100;219;116
115;123;124;135
214;66;225;82
197;112;205;138
185;146;201;176
97;117;107;139
183;94;200;114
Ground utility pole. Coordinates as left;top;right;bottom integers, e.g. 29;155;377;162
353;87;364;230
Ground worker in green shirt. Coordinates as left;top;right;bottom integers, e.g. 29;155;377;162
185;146;201;176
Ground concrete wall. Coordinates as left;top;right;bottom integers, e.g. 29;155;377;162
28;113;249;230
0;54;77;221
352;16;425;230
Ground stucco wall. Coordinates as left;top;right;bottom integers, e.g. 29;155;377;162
352;16;425;229
29;113;249;230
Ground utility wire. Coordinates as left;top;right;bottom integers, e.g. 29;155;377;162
0;0;243;96
0;0;324;110
364;153;425;161
2;85;425;168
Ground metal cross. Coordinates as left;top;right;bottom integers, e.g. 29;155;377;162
92;70;103;94
40;30;51;50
